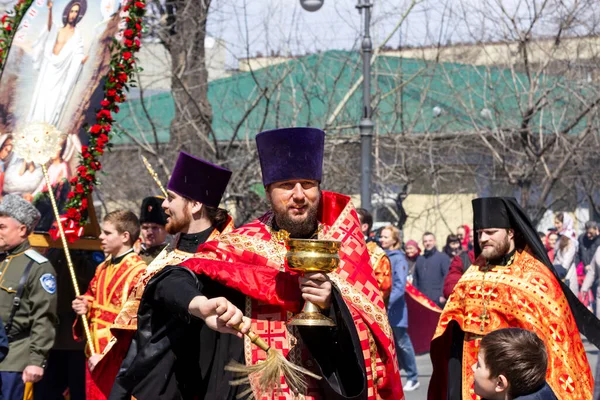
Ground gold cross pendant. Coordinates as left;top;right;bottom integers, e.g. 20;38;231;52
479;312;490;332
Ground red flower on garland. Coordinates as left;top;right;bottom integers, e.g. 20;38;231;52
96;109;112;121
90;124;102;134
65;208;81;221
97;133;109;147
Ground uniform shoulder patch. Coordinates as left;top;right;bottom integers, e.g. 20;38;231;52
40;273;56;294
25;249;49;264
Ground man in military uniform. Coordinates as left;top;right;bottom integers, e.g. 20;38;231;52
0;195;57;399
137;196;168;264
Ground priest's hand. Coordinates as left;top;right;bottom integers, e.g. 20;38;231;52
88;354;103;371
299;272;332;310
72;296;89;315
189;296;251;338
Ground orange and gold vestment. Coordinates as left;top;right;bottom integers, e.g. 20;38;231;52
366;241;392;303
429;247;592;400
74;250;146;400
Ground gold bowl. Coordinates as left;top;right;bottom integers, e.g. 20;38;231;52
285;239;341;327
286;239;341;274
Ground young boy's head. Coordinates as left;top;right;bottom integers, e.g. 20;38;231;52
473;328;548;400
100;210;140;257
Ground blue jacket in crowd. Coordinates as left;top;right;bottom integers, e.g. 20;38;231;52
386;249;409;328
413;247;450;307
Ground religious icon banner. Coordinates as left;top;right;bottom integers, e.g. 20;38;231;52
0;0;143;233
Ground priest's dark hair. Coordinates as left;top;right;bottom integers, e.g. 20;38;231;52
203;205;229;231
356;208;373;235
480;328;548;398
180;195;229;230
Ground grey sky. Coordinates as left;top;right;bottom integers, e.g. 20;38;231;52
207;0;443;66
206;0;600;68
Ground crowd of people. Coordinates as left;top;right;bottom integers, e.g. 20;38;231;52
0;127;598;400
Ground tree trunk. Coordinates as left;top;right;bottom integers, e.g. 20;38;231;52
164;0;216;161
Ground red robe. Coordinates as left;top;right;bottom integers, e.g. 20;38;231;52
74;251;146;400
181;191;403;399
405;282;442;354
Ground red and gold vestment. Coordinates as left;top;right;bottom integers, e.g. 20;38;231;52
110;219;233;338
429;247;592;400
366;241;392;303
74;251;146;400
98;219;234;398
181;191;403;399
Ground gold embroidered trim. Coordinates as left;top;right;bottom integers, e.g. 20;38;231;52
219;233;286;267
329;273;392;339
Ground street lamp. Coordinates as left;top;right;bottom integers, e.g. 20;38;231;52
356;0;373;212
299;0;374;211
299;0;324;12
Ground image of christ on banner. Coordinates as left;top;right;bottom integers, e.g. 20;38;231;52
0;0;122;229
27;0;89;127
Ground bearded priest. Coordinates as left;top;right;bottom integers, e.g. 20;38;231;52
110;127;402;400
102;151;234;399
428;197;600;400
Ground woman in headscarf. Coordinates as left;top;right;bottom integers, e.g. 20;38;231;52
554;212;579;294
456;225;471;251
404;239;421;280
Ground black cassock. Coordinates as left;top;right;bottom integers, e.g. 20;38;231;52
109;267;367;399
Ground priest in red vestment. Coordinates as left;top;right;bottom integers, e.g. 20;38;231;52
100;152;234;398
72;210;146;400
110;127;402;400
428;197;600;400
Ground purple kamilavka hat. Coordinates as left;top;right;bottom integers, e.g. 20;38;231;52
167;152;232;207
255;127;325;186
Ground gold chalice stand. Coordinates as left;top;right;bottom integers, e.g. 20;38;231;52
286;239;341;327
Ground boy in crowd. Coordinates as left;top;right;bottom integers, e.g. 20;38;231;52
72;210;146;400
473;328;557;400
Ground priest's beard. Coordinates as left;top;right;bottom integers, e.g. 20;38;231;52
274;200;320;238
480;234;511;261
166;205;191;235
